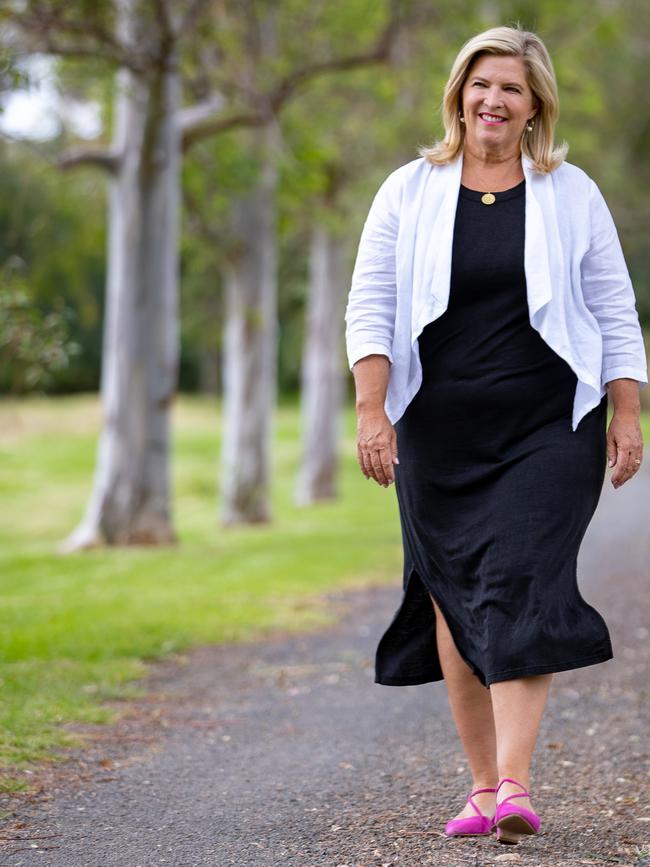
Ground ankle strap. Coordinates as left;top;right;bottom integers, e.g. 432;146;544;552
497;777;529;795
467;786;497;818
470;786;497;796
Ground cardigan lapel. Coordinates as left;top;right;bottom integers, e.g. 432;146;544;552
522;154;560;319
405;152;563;347
410;156;463;338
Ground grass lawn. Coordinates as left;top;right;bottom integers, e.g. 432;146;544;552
0;395;648;791
0;394;403;787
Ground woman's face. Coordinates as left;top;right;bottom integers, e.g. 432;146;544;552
460;54;538;156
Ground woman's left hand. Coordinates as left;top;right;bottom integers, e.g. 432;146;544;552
606;412;643;488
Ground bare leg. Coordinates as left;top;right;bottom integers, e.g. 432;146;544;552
489;673;553;811
430;593;498;819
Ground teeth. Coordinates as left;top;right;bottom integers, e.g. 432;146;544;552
481;113;505;122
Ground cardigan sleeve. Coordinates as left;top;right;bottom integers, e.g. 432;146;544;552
580;180;648;390
344;172;400;370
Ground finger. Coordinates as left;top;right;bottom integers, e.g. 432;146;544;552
380;448;395;484
363;447;383;484
620;448;637;483
628;453;643;477
357;443;368;478
371;449;389;487
360;447;375;481
612;446;632;487
357;444;369;479
607;428;618;468
390;429;399;467
383;431;399;482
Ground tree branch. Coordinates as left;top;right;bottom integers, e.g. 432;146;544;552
0;128;61;167
57;145;122;173
180;9;401;152
182;110;270;151
6;9;146;74
270;9;399;110
177;91;227;145
177;0;214;40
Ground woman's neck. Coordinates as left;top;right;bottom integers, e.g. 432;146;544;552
461;147;524;189
463;145;522;171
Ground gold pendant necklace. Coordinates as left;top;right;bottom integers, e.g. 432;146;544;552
481;192;496;205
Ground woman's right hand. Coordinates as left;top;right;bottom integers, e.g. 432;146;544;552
356;409;399;487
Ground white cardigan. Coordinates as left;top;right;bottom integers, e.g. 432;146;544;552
344;152;648;431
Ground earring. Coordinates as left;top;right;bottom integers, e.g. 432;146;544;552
526;119;535;131
459;111;465;123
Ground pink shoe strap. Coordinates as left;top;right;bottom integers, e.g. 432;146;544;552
499;791;530;805
467;786;497;818
497;777;530;804
497;777;529;793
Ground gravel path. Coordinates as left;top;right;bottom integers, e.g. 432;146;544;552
1;467;649;867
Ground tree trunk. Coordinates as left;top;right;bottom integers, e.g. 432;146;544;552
295;224;346;504
60;2;180;550
219;124;279;525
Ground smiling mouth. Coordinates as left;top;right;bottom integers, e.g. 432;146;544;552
479;112;507;124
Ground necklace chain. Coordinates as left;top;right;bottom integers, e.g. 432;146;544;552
464;161;523;206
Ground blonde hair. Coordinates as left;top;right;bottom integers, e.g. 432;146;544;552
418;25;568;173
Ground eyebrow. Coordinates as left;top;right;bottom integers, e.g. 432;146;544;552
471;76;524;88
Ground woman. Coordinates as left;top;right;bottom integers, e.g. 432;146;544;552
344;26;647;846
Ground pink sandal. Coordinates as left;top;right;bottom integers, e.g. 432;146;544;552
444;786;497;837
494;777;541;844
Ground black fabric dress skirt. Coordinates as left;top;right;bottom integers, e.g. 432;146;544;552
375;179;613;689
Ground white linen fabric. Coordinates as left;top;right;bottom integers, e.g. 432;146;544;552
344;153;648;431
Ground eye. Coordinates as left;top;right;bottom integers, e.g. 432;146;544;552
472;81;486;87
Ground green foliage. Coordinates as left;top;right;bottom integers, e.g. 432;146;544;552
0;45;29;99
0;266;80;394
0;139;106;392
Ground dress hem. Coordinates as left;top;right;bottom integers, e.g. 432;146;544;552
485;646;614;685
375;645;614;688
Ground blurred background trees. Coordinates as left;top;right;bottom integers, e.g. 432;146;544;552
1;0;648;545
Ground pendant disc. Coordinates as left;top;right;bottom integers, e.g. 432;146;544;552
481;192;496;205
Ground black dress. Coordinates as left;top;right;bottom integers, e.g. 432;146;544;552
375;179;613;689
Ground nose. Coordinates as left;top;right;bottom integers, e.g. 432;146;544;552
483;86;504;110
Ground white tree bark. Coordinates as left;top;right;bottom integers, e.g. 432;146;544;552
295;224;346;505
220;123;279;525
61;0;180;549
19;0;399;546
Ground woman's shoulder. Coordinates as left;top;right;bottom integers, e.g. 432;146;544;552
369;157;430;213
549;160;616;230
549;159;600;197
380;156;430;191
